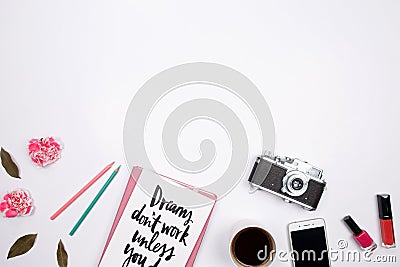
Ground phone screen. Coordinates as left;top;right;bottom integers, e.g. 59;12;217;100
290;226;330;267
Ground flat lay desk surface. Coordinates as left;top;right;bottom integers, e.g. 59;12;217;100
1;1;399;266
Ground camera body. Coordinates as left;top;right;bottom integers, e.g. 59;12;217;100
248;154;326;210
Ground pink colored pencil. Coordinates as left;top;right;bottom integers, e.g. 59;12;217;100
50;162;115;220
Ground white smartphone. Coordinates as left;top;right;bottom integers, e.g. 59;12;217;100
288;218;331;267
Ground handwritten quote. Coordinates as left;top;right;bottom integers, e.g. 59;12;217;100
122;185;194;267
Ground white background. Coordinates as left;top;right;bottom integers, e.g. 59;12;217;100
0;1;399;266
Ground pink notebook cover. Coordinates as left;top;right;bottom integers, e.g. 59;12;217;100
98;166;217;267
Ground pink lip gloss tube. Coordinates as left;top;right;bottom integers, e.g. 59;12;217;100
343;215;377;252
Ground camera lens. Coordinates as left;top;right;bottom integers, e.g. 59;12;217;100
291;178;304;190
281;171;309;197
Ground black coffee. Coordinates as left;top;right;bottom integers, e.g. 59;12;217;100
233;227;271;266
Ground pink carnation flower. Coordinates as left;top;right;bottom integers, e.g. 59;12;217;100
0;190;34;218
28;137;62;167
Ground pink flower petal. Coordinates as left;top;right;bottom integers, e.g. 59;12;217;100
28;143;40;152
28;139;39;144
0;202;8;212
5;209;18;218
21;206;33;215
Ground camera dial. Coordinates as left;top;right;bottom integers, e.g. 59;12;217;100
281;171;309;197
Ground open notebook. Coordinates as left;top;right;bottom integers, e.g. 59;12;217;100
99;167;217;267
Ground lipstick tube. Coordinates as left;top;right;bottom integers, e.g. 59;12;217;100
343;215;377;252
377;194;396;248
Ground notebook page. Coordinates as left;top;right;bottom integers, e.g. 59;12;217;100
99;169;214;267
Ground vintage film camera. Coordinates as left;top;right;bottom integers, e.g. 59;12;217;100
248;154;326;210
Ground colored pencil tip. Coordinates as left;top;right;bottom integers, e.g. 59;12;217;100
107;161;115;168
115;165;121;172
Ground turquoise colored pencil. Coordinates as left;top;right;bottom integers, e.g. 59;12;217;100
69;165;121;236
